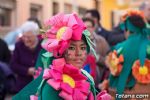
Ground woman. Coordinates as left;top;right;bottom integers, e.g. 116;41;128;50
105;10;150;100
12;13;111;100
10;21;42;93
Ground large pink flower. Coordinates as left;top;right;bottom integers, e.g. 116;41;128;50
42;13;86;57
43;58;91;100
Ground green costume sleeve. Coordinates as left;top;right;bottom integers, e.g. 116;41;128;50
12;73;43;100
39;82;63;100
109;34;144;95
35;49;47;69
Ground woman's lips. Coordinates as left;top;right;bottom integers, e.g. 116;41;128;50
74;59;83;64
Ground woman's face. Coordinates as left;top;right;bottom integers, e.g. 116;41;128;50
22;31;37;49
64;40;88;69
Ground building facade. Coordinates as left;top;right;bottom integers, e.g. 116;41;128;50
0;0;95;37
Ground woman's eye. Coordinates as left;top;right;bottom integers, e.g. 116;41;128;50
68;47;75;50
81;46;86;50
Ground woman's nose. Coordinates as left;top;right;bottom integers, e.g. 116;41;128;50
75;48;82;56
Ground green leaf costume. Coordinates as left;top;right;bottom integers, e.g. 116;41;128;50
109;11;150;100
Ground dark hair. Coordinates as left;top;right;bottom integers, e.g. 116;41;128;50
128;15;146;29
82;34;90;53
82;18;95;27
86;9;100;21
28;17;42;29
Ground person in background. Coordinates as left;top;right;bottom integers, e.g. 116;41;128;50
28;17;42;29
0;38;11;64
83;18;110;92
105;10;150;99
4;18;42;51
85;9;125;46
0;38;11;100
10;21;42;93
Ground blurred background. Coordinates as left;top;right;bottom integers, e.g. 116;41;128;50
0;0;143;38
0;0;148;100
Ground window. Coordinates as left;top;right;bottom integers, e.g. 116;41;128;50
53;2;59;15
31;8;38;18
0;7;11;26
64;3;72;14
30;4;42;21
0;0;15;27
0;0;16;37
78;7;87;17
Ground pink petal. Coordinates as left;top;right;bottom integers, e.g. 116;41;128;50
53;50;62;58
43;68;51;79
59;90;73;100
96;90;112;100
30;95;38;100
47;79;61;90
73;13;86;28
34;67;42;79
46;32;56;39
49;26;59;34
72;27;84;40
60;83;73;94
71;72;87;81
73;89;87;100
38;67;42;71
75;81;90;95
33;71;40;79
59;41;70;55
63;64;88;81
42;39;57;51
63;14;70;26
45;28;57;36
67;13;78;28
45;13;64;26
88;92;94;100
49;69;62;80
47;40;59;51
70;13;86;40
63;64;79;74
33;73;38;79
61;27;72;40
52;58;66;67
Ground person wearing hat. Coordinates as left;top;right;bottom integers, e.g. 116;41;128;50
12;13;111;100
105;10;150;99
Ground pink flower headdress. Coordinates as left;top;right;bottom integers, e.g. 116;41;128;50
41;13;86;57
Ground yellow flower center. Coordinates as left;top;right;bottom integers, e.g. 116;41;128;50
56;27;66;40
110;54;119;68
63;74;75;88
139;66;148;75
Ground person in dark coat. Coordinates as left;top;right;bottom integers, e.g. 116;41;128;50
0;38;11;64
85;9;125;46
10;21;42;93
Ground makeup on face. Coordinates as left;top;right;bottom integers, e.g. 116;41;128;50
64;40;87;69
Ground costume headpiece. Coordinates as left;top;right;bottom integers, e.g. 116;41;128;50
40;13;96;58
